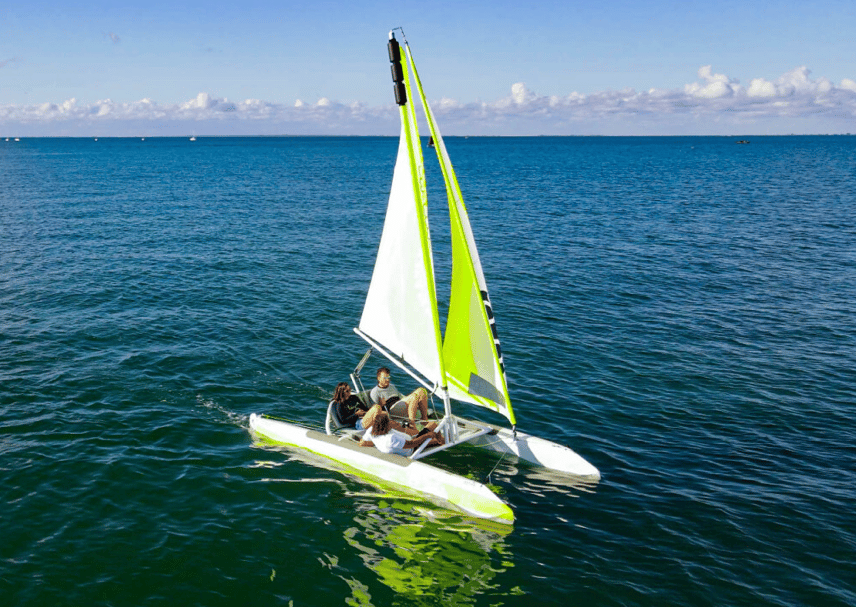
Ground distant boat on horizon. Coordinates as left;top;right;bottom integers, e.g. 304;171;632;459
189;136;197;141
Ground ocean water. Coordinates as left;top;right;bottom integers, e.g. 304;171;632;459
1;135;854;606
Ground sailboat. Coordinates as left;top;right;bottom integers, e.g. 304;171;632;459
250;31;599;524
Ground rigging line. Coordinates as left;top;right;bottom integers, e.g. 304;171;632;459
390;26;407;44
487;449;508;486
427;392;439;419
257;414;318;432
472;434;508;447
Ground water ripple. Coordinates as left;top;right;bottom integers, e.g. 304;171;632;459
2;136;855;606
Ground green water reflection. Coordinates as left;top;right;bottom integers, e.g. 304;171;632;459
337;500;517;606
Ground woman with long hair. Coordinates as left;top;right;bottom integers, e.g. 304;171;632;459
332;382;370;430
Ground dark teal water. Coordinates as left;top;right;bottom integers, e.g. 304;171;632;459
2;136;854;606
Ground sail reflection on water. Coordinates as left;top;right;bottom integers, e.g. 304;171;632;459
339;502;516;606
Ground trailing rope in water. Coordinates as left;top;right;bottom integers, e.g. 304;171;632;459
256;414;319;432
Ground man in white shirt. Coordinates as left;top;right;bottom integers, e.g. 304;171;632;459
360;412;444;456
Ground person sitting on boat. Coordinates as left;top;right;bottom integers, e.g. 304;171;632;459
334;382;419;436
359;412;444;456
370;367;431;428
332;382;371;429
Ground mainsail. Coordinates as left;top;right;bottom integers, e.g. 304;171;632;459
357;45;444;387
358;32;516;426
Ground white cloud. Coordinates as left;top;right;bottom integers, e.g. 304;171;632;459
747;78;776;97
438;97;460;111
96;100;113;116
1;66;855;136
181;92;217;110
745;67;839;100
684;65;740;99
510;82;537;105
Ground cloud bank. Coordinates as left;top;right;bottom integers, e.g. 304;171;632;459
2;66;855;136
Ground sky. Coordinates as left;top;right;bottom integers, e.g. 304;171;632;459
2;0;855;136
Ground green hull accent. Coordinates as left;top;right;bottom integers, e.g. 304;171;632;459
249;414;514;524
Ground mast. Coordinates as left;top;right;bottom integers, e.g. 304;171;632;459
357;32;449;404
387;30;455;439
389;32;446;391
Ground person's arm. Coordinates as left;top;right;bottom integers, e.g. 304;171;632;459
402;432;436;449
349;395;368;418
337;401;358;426
359;428;375;447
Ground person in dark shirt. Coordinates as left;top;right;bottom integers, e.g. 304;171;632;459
333;382;370;429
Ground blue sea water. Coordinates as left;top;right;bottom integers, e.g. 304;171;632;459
1;135;854;606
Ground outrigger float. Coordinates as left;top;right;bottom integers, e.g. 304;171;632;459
250;30;599;524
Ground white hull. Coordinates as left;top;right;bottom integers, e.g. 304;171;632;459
460;420;601;479
249;414;514;524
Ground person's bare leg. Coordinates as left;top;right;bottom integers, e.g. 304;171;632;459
364;405;417;436
361;404;383;430
404;387;429;424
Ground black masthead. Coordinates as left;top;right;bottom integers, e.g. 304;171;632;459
388;33;407;106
